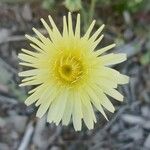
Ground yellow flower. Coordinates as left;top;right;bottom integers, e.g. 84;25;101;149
18;12;129;131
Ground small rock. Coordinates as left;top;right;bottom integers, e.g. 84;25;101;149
0;29;11;44
0;143;9;150
50;146;61;150
124;28;134;40
6;115;28;133
144;134;150;149
0;117;6;128
141;106;150;119
110;124;120;134
118;126;143;142
143;121;150;130
22;4;32;21
121;114;145;125
129;127;143;141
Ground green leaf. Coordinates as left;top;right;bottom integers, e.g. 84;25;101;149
140;51;150;65
64;0;82;12
42;0;55;10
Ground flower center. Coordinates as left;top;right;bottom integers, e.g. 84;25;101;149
61;65;72;76
54;53;84;86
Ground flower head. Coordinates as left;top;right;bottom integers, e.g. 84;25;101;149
18;13;129;131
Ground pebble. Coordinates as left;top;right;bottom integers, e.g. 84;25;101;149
143;121;150;130
50;146;61;150
6;115;28;133
0;143;9;150
121;114;145;125
0;117;6;128
110;124;120;134
141;106;150;119
144;134;150;149
118;126;143;142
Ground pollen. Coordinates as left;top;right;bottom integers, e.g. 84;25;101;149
54;53;84;86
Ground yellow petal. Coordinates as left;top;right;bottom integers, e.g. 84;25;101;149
22;76;35;82
18;53;37;63
81;91;96;123
68;12;74;36
54;89;68;125
21;49;38;57
83;20;96;39
35;84;57;106
104;88;124;101
95;43;116;56
30;43;43;53
62;92;73;125
24;83;48;106
47;88;66;124
25;34;45;50
40;18;54;41
85;86;108;120
91;34;104;50
82;102;94;130
96;78;117;89
72;91;83;131
32;27;50;45
89;24;105;42
36;85;58;118
18;69;39;77
95;67;129;85
75;14;80;38
48;15;62;38
98;91;115;113
63;16;68;37
98;53;127;66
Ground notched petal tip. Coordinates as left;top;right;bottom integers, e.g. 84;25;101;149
40;18;47;25
17;53;22;59
112;43;116;47
77;13;80;17
36;110;44;118
40;18;44;21
18;72;22;77
93;20;96;23
25;34;33;41
32;27;37;33
25;34;29;38
19;83;25;87
118;53;127;61
122;75;130;84
24;100;31;106
101;24;105;28
100;24;105;32
101;34;104;38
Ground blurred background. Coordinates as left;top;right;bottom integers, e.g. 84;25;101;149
0;0;149;150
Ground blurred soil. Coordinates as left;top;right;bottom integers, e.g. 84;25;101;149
0;1;150;150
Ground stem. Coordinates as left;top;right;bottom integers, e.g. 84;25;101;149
89;0;96;23
0;0;39;4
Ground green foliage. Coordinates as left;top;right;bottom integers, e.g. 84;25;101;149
64;0;82;12
140;51;150;65
112;0;146;13
42;0;55;10
0;61;26;101
0;0;38;4
95;0;111;5
41;0;148;17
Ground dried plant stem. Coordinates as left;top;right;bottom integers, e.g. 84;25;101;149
0;0;38;4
